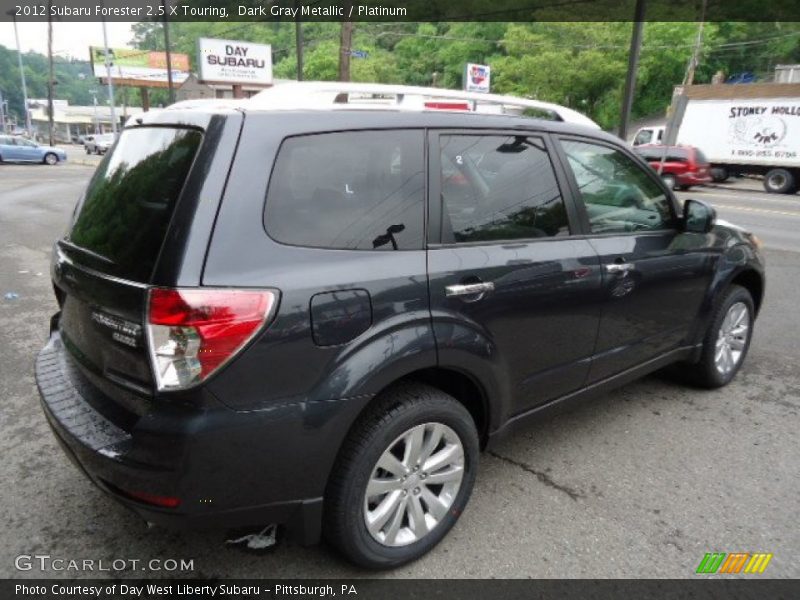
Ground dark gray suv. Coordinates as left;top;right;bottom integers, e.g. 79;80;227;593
36;84;764;568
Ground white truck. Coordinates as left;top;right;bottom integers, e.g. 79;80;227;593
632;83;800;194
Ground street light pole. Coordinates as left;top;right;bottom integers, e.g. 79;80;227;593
100;3;118;135
91;90;99;134
618;0;646;141
162;0;175;104
8;11;33;136
47;0;55;146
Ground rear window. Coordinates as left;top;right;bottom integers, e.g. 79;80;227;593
694;148;709;165
264;130;425;251
68;127;202;281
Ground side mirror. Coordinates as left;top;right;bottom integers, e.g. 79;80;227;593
683;199;716;233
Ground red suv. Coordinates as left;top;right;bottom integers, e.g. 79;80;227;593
634;144;711;191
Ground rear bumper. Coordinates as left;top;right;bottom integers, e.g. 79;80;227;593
35;333;325;544
677;173;712;186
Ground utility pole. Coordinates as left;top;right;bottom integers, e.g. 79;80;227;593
9;10;33;136
618;0;646;141
47;0;55;146
295;20;304;81
0;90;6;133
162;0;175;104
338;19;354;82
683;0;708;86
100;9;118;134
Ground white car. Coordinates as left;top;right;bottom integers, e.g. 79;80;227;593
84;133;116;155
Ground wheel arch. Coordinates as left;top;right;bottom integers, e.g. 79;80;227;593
324;364;493;501
730;268;764;317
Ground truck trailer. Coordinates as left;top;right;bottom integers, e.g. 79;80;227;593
633;83;800;194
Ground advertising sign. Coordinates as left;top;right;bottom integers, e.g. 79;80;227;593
90;47;190;87
464;63;491;93
676;99;800;166
197;38;273;85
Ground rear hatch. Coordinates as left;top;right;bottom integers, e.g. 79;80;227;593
53;126;203;400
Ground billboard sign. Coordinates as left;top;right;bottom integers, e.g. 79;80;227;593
90;47;190;87
197;38;272;85
464;63;491;93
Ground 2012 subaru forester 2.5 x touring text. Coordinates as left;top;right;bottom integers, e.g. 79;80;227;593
35;83;765;569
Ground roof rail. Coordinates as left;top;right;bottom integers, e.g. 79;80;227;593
247;81;600;129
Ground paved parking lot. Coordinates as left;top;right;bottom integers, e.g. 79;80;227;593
1;164;798;578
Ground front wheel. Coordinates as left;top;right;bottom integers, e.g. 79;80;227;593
683;285;754;388
324;383;479;569
43;152;58;165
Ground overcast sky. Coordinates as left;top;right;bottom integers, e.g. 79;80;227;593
0;21;136;60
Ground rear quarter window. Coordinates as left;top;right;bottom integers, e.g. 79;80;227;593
68;127;202;281
264;130;425;251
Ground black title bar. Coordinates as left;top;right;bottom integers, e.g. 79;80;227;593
2;0;800;22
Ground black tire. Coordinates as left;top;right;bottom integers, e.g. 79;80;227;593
43;152;58;165
710;167;729;183
661;174;677;190
324;382;479;569
678;185;691;191
85;147;91;155
682;285;755;388
763;168;796;194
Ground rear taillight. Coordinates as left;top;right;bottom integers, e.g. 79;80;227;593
147;288;277;391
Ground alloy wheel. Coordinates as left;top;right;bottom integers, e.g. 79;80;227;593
363;422;464;547
714;301;750;376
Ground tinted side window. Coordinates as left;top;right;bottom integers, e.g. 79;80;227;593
264;130;425;251
439;134;569;243
561;139;674;234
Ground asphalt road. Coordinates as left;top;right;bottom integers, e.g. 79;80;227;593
1;164;798;579
676;179;800;253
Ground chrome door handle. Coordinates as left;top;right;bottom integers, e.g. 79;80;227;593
445;282;495;297
605;263;634;274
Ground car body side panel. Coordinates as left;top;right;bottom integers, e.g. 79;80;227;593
201;114;436;412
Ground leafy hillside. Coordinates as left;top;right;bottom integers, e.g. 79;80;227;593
131;21;800;130
0;45;97;117
3;21;798;130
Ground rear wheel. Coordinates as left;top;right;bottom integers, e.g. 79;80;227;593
763;168;796;194
710;167;729;183
682;285;754;388
661;174;677;190
324;382;479;569
43;152;58;165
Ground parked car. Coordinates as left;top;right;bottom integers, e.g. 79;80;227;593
634;144;712;190
0;135;66;165
36;83;765;569
84;133;115;155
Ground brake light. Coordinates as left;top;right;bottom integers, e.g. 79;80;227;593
424;101;470;111
147;288;277;391
122;489;181;508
